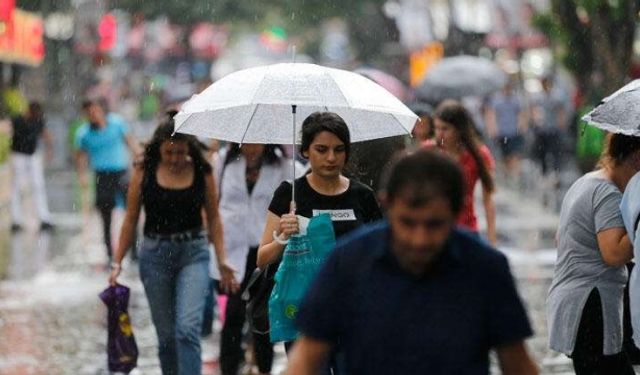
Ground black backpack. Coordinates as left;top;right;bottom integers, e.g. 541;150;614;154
242;265;277;334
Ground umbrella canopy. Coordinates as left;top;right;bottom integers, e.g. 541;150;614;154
582;79;640;136
416;55;507;103
174;63;417;144
355;67;409;102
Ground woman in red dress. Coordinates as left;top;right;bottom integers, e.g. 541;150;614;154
430;100;497;245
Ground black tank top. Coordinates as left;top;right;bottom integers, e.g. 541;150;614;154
142;166;207;235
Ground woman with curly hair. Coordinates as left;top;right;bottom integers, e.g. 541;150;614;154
109;112;237;375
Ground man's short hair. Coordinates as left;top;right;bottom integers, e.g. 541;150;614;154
81;98;108;111
382;150;465;214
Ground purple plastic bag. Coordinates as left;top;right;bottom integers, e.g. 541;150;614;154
99;284;138;373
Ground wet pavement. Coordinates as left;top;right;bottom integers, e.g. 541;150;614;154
0;162;607;375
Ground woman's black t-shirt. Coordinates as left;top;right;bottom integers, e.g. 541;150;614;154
142;167;207;235
268;176;382;238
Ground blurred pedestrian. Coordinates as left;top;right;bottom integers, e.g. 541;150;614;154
547;133;640;374
285;150;537;375
109;113;238;375
10;101;54;231
75;99;140;260
408;102;434;147
432;100;497;245
461;96;489;137
530;77;567;177
485;82;528;182
257;112;382;373
215;143;303;375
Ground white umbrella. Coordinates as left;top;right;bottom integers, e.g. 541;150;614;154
582;79;640;136
174;63;417;143
174;62;417;202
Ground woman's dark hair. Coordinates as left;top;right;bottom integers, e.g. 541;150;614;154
598;133;640;169
223;143;286;168
299;112;351;162
383;149;465;214
142;110;212;175
434;100;495;193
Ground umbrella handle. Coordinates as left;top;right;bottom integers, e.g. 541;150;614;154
291;104;297;208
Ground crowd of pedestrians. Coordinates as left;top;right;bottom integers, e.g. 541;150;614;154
7;67;640;375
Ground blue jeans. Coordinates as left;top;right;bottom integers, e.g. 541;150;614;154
139;234;210;375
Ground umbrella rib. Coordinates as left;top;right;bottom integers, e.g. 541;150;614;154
390;112;412;137
172;113;193;135
239;104;261;145
323;71;351;108
332;81;352;108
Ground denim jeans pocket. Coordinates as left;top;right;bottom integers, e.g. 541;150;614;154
140;237;161;256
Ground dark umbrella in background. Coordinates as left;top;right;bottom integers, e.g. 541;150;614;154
415;55;507;104
582;80;640;136
407;101;434;117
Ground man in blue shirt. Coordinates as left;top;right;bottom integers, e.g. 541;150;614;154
287;150;538;375
486;82;527;181
75;99;140;260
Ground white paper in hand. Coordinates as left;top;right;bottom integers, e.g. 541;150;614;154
296;215;310;236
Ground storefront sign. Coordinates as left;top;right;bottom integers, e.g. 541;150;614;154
0;9;44;66
0;0;15;22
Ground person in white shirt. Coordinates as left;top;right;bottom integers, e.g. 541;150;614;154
213;143;305;375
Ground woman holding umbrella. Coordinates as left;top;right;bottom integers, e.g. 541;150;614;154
257;111;383;371
108;113;237;375
431;100;497;245
547;133;640;374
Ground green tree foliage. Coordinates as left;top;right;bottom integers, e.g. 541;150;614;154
536;0;639;98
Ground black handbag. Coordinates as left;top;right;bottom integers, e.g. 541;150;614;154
242;265;276;335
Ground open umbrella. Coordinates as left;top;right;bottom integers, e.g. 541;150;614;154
582;79;640;136
174;62;417;201
175;63;416;143
416;55;507;103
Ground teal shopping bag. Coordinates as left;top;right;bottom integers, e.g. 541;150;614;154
269;213;336;343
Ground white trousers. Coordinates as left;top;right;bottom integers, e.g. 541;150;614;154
10;152;51;224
